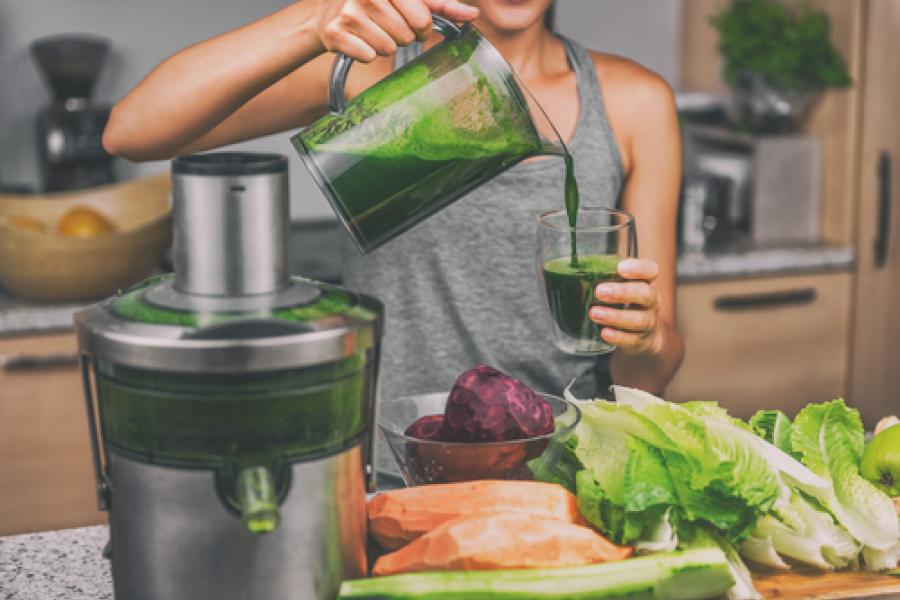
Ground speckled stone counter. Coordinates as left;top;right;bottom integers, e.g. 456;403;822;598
0;292;89;338
676;243;855;282
0;526;111;600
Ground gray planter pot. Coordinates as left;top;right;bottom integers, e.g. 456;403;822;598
731;72;821;134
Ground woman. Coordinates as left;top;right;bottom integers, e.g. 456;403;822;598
103;0;684;401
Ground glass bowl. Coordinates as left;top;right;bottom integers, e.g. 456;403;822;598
378;392;580;486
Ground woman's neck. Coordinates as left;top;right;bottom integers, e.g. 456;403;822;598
474;21;559;80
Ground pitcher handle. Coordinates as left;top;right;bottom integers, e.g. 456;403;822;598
328;15;463;114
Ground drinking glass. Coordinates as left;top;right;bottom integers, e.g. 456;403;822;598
537;207;637;355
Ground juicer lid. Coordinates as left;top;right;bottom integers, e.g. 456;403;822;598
75;275;382;373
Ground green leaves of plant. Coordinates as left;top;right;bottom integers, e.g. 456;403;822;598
710;0;852;91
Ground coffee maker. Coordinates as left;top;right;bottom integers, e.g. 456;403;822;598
76;153;383;599
31;34;115;192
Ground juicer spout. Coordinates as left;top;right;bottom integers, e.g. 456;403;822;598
236;466;280;534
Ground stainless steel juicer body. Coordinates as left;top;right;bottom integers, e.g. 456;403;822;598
105;449;367;600
75;153;382;600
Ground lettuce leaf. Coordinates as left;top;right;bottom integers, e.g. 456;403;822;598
540;387;898;575
744;492;858;570
791;399;899;553
568;403;679;547
863;543;900;572
750;409;794;455
610;387;779;542
681;526;762;600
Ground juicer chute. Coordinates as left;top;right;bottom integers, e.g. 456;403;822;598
76;152;382;600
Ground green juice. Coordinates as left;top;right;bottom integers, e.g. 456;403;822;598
293;24;566;252
310;151;531;251
294;22;583;255
95;358;372;469
562;149;580;266
98;276;380;470
543;254;622;341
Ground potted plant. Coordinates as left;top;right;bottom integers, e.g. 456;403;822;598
710;0;852;133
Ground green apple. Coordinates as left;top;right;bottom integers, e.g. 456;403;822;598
861;423;900;497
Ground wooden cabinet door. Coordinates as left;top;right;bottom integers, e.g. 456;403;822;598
0;333;105;534
849;0;900;428
668;273;853;420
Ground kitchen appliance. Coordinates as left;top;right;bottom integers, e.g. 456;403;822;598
75;152;383;600
31;34;115;192
678;174;733;253
293;16;563;253
684;124;822;245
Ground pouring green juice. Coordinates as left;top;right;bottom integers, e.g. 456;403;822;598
294;18;583;259
294;17;609;354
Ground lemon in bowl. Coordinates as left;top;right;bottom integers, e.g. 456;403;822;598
57;205;116;238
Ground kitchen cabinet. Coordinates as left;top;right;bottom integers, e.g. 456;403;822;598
667;272;853;419
849;0;900;427
0;332;104;535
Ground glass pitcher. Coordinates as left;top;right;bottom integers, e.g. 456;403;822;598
292;16;563;253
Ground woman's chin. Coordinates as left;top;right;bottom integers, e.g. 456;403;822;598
472;0;551;32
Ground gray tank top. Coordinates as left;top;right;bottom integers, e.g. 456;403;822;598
342;36;624;432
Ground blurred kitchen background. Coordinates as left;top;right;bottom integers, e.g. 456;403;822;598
1;0;898;534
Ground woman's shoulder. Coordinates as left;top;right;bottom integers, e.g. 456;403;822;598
585;50;675;108
582;50;678;173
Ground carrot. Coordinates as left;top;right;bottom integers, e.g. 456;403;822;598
368;480;585;550
371;513;633;576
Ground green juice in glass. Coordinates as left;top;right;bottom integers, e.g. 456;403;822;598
543;254;622;352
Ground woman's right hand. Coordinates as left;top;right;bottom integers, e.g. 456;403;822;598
314;0;479;62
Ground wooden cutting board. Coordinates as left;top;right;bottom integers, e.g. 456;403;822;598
752;568;900;599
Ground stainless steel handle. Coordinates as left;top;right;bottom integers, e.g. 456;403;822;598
1;352;79;372
875;151;892;269
328;15;463;114
80;353;110;511
365;343;382;493
713;288;817;311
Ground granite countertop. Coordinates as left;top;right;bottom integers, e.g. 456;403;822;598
0;526;111;600
676;242;856;283
0;292;90;338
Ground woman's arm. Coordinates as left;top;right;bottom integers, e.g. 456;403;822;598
588;57;684;394
103;0;478;162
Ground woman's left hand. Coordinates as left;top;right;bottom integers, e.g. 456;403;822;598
589;258;662;356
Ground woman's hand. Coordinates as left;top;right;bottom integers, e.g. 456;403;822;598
314;0;479;63
589;258;663;356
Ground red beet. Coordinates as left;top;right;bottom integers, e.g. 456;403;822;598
405;414;445;440
439;365;554;443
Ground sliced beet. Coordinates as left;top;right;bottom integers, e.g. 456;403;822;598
404;414;445;440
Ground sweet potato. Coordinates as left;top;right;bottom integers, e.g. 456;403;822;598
367;480;584;550
371;513;633;576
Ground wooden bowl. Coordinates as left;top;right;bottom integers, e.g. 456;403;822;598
0;174;172;301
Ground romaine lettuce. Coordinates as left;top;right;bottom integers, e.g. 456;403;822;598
791;399;899;554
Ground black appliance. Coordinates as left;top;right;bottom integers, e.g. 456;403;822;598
678;173;734;254
31;34;115;192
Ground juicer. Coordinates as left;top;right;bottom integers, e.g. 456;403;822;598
75;152;383;600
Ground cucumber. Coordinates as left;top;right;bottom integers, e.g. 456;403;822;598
339;548;734;600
